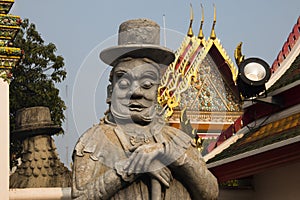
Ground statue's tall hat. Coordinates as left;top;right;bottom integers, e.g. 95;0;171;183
100;18;175;66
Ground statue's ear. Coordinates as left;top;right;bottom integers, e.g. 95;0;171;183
106;84;112;104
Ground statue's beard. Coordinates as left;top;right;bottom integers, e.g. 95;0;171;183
110;103;156;125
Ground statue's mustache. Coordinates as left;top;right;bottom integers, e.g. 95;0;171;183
113;98;154;106
110;103;157;122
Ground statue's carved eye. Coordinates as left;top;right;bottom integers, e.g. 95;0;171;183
118;79;130;89
141;80;153;89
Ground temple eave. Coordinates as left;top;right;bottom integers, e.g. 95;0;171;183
169;110;243;132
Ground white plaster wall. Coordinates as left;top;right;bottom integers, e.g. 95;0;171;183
9;187;71;200
0;78;10;200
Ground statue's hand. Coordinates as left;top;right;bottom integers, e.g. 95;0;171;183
148;159;173;188
124;143;164;175
124;143;173;187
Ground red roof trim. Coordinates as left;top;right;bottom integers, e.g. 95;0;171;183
271;17;300;72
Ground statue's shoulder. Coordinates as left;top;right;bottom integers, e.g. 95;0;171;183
159;125;193;149
161;125;191;140
73;123;116;158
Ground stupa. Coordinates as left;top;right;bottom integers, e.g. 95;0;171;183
9;106;71;188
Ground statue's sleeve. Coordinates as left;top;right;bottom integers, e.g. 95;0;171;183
71;124;135;199
174;146;219;200
72;152;129;199
163;127;219;200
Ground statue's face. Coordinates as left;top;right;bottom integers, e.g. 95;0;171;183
110;58;160;125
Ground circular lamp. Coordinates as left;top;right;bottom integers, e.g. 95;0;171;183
239;58;271;86
237;57;271;98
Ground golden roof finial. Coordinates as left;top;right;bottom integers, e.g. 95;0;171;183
198;4;204;39
187;3;194;37
210;4;216;39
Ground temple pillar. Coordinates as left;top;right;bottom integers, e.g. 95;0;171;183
0;77;9;199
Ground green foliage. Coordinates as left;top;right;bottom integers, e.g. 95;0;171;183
220;179;239;188
9;18;67;133
9;18;67;168
219;178;253;189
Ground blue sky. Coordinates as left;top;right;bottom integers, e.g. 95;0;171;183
11;0;300;167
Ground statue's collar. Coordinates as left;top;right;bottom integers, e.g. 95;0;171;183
109;116;166;154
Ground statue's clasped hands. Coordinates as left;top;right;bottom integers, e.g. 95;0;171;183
124;143;173;187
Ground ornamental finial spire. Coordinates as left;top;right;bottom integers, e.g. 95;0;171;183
187;3;194;37
210;4;216;39
198;4;204;39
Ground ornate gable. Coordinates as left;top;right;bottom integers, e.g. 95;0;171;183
158;5;242;136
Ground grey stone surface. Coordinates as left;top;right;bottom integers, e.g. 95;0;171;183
12;106;62;137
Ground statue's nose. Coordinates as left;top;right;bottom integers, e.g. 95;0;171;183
128;81;143;99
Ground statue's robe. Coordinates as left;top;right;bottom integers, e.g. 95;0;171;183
72;119;217;200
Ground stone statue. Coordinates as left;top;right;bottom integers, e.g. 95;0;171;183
72;19;218;200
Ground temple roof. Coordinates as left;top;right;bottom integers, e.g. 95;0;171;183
267;16;300;90
158;5;242;132
269;54;300;91
207;110;300;164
